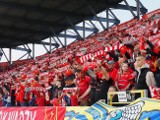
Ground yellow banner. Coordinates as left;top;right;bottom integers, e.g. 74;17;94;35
65;98;160;120
65;107;89;120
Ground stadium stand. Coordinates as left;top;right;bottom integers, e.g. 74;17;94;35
0;8;159;107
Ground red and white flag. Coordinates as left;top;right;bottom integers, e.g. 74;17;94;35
149;86;160;99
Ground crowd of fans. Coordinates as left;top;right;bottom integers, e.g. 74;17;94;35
0;9;160;107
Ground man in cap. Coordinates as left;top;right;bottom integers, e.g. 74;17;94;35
105;60;118;85
62;74;78;106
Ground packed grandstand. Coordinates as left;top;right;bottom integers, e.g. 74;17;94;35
0;8;159;107
0;5;159;119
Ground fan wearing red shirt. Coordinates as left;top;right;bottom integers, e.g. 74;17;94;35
75;69;91;106
35;91;45;106
115;62;135;91
105;60;118;86
15;80;28;106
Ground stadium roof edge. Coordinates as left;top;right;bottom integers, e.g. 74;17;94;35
0;0;123;48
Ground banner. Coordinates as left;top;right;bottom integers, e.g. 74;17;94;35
108;90;148;106
79;44;123;63
0;107;66;120
65;107;89;120
1;98;160;120
65;98;160;120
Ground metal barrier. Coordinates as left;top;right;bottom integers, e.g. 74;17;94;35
108;89;148;106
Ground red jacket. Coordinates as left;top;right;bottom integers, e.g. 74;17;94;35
108;68;118;84
115;71;135;91
78;76;91;100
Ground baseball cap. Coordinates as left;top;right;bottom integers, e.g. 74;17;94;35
107;60;115;65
